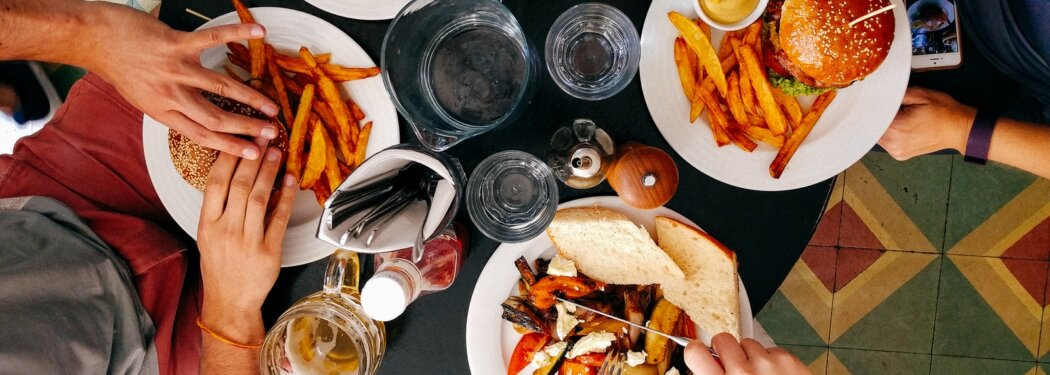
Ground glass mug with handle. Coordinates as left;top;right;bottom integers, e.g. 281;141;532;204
260;250;386;375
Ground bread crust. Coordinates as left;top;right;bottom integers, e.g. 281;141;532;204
779;0;894;87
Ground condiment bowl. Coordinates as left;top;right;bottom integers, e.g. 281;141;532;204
692;0;769;31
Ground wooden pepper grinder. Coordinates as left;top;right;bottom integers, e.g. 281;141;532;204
549;119;678;210
607;142;679;210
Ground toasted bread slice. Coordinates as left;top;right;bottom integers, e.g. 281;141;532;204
656;216;740;338
546;207;685;285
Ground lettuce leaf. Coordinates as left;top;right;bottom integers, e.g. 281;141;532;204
768;71;833;97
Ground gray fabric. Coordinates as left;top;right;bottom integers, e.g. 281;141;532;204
0;196;159;375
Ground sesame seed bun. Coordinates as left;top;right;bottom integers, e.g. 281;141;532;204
168;91;288;192
778;0;894;88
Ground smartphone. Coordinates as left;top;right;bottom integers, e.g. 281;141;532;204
907;0;962;70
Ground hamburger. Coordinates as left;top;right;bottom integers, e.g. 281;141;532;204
763;0;895;96
169;91;288;191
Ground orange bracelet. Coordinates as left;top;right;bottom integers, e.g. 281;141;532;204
196;317;264;350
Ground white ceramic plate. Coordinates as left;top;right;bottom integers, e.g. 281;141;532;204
304;0;411;21
465;196;755;374
142;7;399;267
639;0;910;191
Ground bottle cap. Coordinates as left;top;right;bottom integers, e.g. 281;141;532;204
361;272;413;321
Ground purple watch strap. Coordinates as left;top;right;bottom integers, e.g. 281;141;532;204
963;109;998;165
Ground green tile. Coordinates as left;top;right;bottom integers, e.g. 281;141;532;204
861;152;952;251
945;156;1038;252
782;344;829;375
1041;362;1050;374
933;257;1035;361
757;291;828;346
832;256;940;353
931;355;1034;375
830;348;931;375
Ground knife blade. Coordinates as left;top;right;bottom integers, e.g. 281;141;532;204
554;297;719;358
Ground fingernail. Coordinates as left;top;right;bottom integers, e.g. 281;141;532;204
261;103;278;117
284;174;297;187
242;147;259;159
250;25;265;38
261;126;277;139
266;148;280;161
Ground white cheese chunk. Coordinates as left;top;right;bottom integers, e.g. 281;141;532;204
544;341;568;358
665;367;681;375
555;303;580;341
546;254;578;277
529;350;551;368
626;350;647;367
566;331;616;359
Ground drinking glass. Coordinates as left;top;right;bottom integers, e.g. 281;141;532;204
545;3;640;100
466;151;559;243
382;0;538;151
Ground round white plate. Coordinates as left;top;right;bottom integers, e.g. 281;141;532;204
465;196;755;374
143;7;399;267
304;0;411;21
639;0;910;191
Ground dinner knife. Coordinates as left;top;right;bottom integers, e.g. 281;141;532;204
554;297;719;358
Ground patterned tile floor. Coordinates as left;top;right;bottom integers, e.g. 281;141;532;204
756;151;1050;375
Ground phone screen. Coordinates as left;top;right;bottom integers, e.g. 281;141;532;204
907;0;959;55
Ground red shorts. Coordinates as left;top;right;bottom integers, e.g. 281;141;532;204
0;73;201;375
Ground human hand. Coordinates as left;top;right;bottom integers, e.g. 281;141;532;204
879;86;977;161
88;4;279;159
684;333;811;375
197;144;296;315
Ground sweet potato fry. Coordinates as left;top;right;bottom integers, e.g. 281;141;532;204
738;67;759;115
274;53;312;75
284;76;304;96
354;121;372;167
743;124;785;148
300;47;355;163
316;53;331;64
301;119;327;189
770;90;837;178
733;39;788;135
314;102;355;164
323;137;342;192
265;45;294;127
323;66;381;82
742;22;762;47
287;84;315;178
231;0;264;78
673;38;697;102
227;52;250;72
725;121;758;152
669;12;727;96
346;98;365;125
726;72;751;128
312;174;331;206
772;87;803;126
227;42;250;62
695;88;731;147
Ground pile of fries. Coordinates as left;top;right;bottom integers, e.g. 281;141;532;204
667;12;837;179
227;0;381;205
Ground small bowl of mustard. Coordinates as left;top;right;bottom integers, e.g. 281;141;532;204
692;0;768;31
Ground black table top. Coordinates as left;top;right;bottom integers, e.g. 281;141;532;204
159;1;837;373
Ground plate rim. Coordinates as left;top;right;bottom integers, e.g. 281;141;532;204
302;0;412;21
464;195;755;374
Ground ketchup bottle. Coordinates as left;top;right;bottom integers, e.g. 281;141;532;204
360;223;468;321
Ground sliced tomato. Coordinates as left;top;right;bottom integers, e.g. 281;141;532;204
572;352;607;367
558;360;597;375
529;276;606;310
508;332;549;375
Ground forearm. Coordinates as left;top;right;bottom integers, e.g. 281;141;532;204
200;302;266;374
983;118;1050;179
0;0;111;69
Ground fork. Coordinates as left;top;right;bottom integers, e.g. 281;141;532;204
597;348;626;375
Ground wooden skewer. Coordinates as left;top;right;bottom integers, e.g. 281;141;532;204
185;8;213;22
849;4;896;27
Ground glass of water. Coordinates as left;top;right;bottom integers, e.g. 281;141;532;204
382;0;538;151
466;151;559;243
545;3;640;101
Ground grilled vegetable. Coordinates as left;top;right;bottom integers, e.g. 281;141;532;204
517;256;539;286
529;276;606;310
502;296;550;335
644;298;682;365
533;341;569;375
558;360;596;375
508;332;549;375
